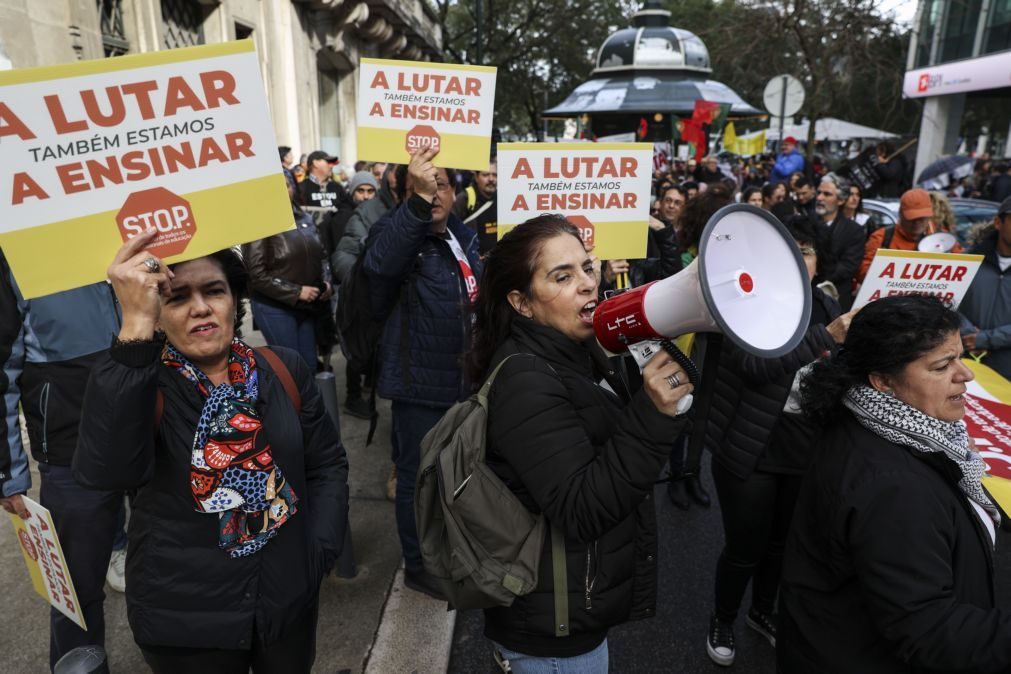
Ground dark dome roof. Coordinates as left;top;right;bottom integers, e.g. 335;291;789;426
594;3;711;74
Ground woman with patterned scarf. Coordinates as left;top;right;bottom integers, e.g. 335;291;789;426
778;295;1011;673
74;228;349;673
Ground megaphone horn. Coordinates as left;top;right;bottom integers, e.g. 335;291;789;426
593;204;812;358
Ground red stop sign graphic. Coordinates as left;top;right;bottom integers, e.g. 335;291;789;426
18;529;37;562
567;215;595;250
116;188;197;259
405;125;441;154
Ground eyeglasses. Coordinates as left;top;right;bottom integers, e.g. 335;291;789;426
800;246;817;256
435;181;453;191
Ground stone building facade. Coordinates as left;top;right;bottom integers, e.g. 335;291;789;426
0;0;442;164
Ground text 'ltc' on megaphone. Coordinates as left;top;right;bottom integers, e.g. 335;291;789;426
593;204;812;358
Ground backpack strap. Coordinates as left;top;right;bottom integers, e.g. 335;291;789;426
882;226;895;250
153;346;301;433
255;346;302;415
551;524;569;638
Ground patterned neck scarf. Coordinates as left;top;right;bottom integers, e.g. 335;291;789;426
163;340;298;558
844;385;1000;525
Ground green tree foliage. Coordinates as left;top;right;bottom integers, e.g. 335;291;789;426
431;0;636;137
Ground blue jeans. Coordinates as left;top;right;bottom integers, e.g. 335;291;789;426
391;401;447;571
40;463;122;669
251;299;317;372
492;639;609;674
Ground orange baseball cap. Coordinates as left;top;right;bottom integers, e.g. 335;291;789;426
900;188;933;220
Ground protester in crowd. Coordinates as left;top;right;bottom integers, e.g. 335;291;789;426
371;161;387;181
656;184;686;229
841;182;871;233
814;176;865;310
770;137;805;184
364;147;481;597
858;188;963;282
453;159;498;255
695;156;724;186
683;180;700;200
244;174;331;372
319;171;379;260
279;145;294;184
292;164;306;183
741;187;763;208
872;140;907;198
761;182;786;211
299;150;348;209
72;231;347;673
929;190;957;234
333;163;401;428
467;214;691;674
989;162;1011;203
704;215;851;667
0;256;129;668
779;296;1011;673
960;196;1011;380
790;176;817;219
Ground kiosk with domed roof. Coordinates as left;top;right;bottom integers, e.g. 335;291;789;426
545;1;762;139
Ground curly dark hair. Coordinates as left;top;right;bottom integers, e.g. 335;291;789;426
168;249;249;337
800;295;961;424
466;214;582;385
677;187;733;251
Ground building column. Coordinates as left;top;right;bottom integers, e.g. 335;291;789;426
261;0;303;153
914;93;965;182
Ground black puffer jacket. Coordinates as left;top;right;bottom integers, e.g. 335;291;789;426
483;318;685;657
73;343;348;649
706;286;840;479
779;414;1011;673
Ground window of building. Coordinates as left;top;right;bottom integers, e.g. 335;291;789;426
317;66;342;160
235;22;254;41
915;0;939;67
97;0;129;57
985;0;1011;54
161;0;205;50
939;0;982;62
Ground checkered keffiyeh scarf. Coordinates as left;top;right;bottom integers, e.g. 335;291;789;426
844;385;1000;525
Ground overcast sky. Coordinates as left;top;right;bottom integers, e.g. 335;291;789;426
877;0;919;27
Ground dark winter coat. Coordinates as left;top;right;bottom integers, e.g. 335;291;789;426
243;210;328;311
874;155;907;198
483;318;686;657
960;230;1011;379
73;343;348;649
779;414;1011;673
821;213;866;310
706;286;840;480
364;196;482;408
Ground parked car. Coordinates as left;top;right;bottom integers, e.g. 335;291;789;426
861;197;997;246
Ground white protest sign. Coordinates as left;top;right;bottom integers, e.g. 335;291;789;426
496;142;653;259
9;496;86;630
853;249;984;310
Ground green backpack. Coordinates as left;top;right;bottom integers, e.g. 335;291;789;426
415;354;570;636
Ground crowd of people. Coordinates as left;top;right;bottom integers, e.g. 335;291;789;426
0;135;1009;674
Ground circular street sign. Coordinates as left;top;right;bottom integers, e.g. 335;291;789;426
763;74;805;118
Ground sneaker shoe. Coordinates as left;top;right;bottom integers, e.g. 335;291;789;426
404;568;447;601
107;548;127;593
746;608;777;648
385;465;397;502
344;396;372;420
707;614;735;666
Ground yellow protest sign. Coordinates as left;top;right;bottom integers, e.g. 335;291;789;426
0;40;291;299
356;58;497;170
9;496;86;630
853;249;984;310
496;143;654;260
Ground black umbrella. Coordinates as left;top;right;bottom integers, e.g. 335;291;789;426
916;155;974;186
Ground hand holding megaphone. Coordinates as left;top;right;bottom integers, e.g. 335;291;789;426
641;348;694;418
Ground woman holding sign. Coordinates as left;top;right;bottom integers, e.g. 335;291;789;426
467;215;692;673
779;296;1011;673
73;229;348;673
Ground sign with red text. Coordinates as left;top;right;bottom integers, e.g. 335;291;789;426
9;496;86;630
0;40;291;298
357;58;497;170
496;143;653;259
853;249;984;310
962;360;1011;517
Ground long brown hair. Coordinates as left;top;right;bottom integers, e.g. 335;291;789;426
466;214;582;386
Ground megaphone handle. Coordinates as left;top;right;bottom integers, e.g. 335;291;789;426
658;339;700;388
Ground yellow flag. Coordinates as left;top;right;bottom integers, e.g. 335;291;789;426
724;122;738;153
